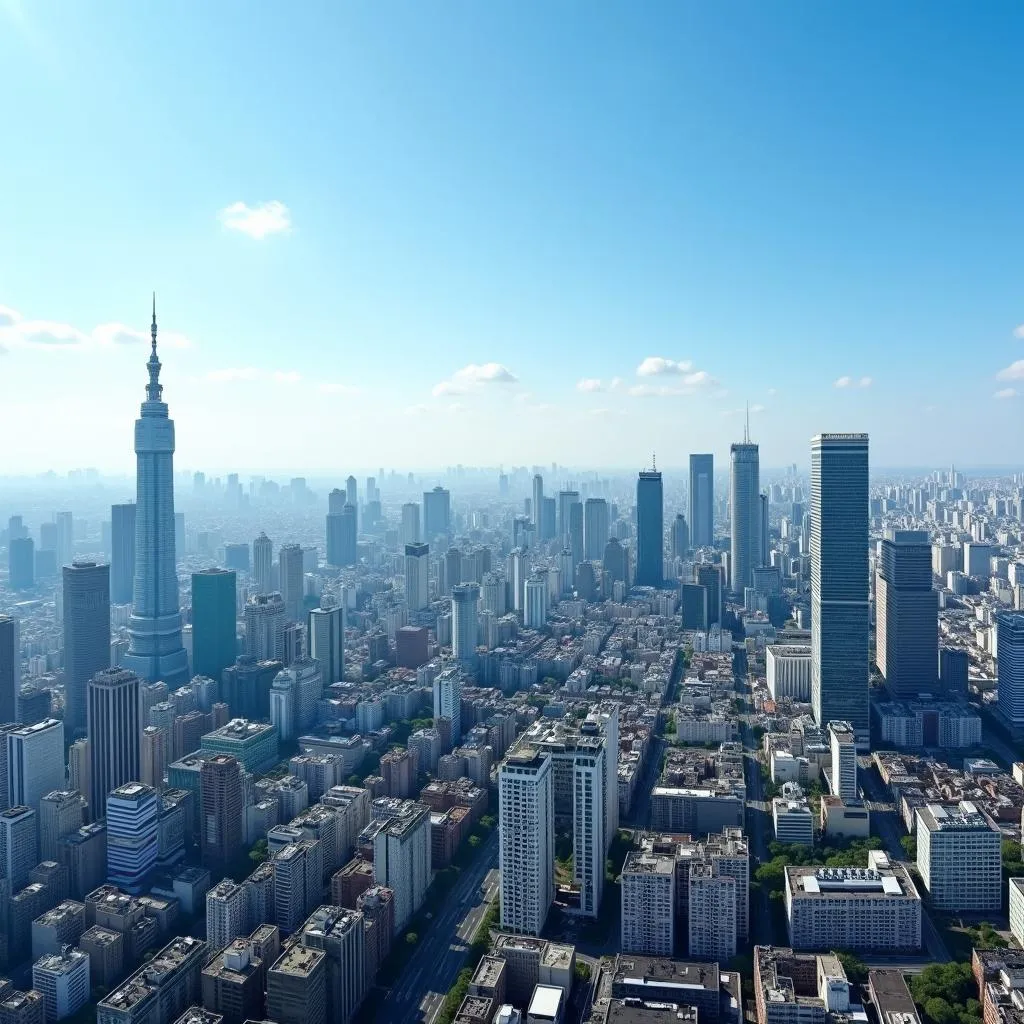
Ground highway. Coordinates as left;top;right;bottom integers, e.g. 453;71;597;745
378;830;501;1024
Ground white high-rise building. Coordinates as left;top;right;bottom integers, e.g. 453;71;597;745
400;503;421;546
916;801;1002;911
572;735;606;917
8;718;64;812
499;743;554;936
244;593;287;662
0;804;37;890
524;575;548;629
689;864;737;960
828;721;857;801
253;533;273;595
507;548;530;614
370;800;431;933
451;583;479;667
405;543;431;612
433;667;463;744
620;850;675;955
33;949;90;1023
122;300;190;689
206;877;250;952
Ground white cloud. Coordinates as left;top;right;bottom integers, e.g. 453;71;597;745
1013;325;1024;339
432;362;518;397
636;356;694;377
0;305;22;328
318;382;359;396
0;304;194;352
218;200;292;239
834;375;872;389
93;322;193;350
997;360;1024;381
767;387;777;396
577;378;603;392
859;376;873;388
994;387;1018;400
609;377;623;390
628;371;717;398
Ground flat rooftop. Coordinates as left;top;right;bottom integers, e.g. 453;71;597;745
269;945;324;977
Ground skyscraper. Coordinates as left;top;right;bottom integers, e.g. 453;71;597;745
876;530;938;699
810;433;870;745
996;611;1024;729
55;512;74;569
328;488;346;516
8;537;34;591
192;569;238;683
688;454;714;549
200;754;243;872
105;783;159;893
404;543;430;612
759;493;769;567
671;514;690;560
330;506;358;568
730;438;760;594
325;514;344;567
110;504;136;605
345;474;358;508
307;605;345;688
0;616;18;724
568;502;584;569
279;544;305;622
8;719;64;812
423;487;451;539
635;468;663;588
532;475;544;532
244;593;287;661
87;667;141;817
557;490;580;547
451;583;479;667
62;562;111;736
253;533;273;594
400;503;421;545
433;667;463;743
122;300;189;689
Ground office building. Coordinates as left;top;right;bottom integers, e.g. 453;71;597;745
996;612;1024;728
404;543;430;612
680;584;708;631
766;645;812;701
672;514;690;560
55;510;74;569
273;840;321;935
499;744;554;936
297;906;366;1024
620;850;675;956
192;569;237;684
876;530;938;698
754;947;853;1024
369;800;431;933
524;574;548;628
9;537;34;591
121;302;190;689
785;853;921;951
451;582;479;667
730;438;760;594
695;563;722;627
0;615;17;724
433;667;463;744
916;801;1002;911
201;719;278;775
63;561;111;736
200;756;243;872
0;805;37;890
33;949;91;1023
201;939;264;1024
689;454;714;549
635;469;663;588
279;544;305;622
8;718;64;812
39;791;85;863
253;533;273;595
266;944;326;1024
97;935;207;1024
583;498;609;562
106;783;159;893
206;879;250;953
58;822;107;900
223;543;249;573
327;506;357;569
87;668;141;817
773;786;814;846
243;592;287;663
110;504;137;605
31;900;86;960
400;502;421;545
307;605;345;687
141;726;167;791
423;487;451;539
811;434;870;745
827;722;857;802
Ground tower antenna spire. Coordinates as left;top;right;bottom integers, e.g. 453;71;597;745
652;452;657;472
744;402;750;443
151;292;158;353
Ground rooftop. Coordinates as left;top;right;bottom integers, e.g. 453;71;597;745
269;944;324;978
613;956;719;992
786;864;916;899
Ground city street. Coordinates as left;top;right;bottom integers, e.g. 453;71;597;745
377;831;500;1024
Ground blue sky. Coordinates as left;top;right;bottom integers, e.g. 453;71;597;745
1;1;1022;473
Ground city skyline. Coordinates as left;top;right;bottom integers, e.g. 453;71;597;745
2;4;1024;472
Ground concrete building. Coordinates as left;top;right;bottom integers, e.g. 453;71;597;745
266;944;326;1024
827;722;857;802
63;561;112;736
200;756;243;873
433;667;463;744
0;804;38;890
620;851;675;955
916;801;1002;911
32;950;90;1023
297;905;366;1024
8;719;64;813
369;801;431;934
499;744;554;937
810;434;870;746
88;667;142;817
106;783;159;894
200;939;265;1024
754;946;852;1024
206;879;250;953
244;593;287;662
785;852;921;951
1009;878;1024;949
766;646;812;701
307;605;345;688
80;925;124;988
31;899;86;960
772;786;814;846
404;543;430;613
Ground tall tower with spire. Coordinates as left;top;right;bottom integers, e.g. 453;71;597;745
122;297;190;688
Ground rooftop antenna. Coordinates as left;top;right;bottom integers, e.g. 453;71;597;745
744;402;750;444
652;452;657;472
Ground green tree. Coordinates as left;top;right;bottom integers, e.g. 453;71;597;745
836;952;868;985
924;998;958;1024
900;835;917;860
249;839;268;864
406;931;418;945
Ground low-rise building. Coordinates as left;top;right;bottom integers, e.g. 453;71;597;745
32;950;91;1022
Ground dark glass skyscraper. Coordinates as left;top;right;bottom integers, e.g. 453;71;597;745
876;530;938;699
63;561;111;736
584;499;609;562
87;666;141;815
0;616;18;724
122;300;189;689
110;503;136;605
688;454;714;549
729;440;760;595
635;469;663;588
8;537;34;591
192;569;237;684
423;486;451;539
810;433;870;745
